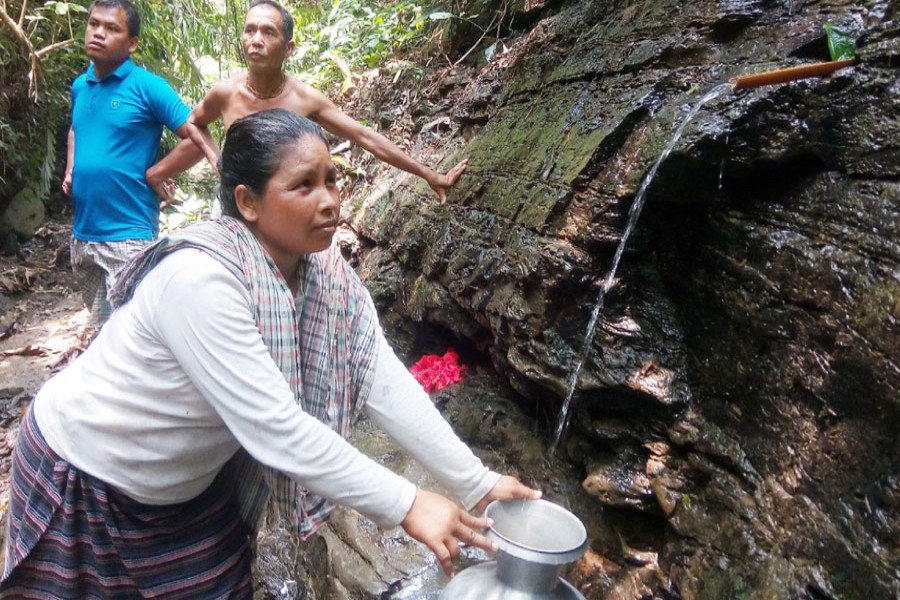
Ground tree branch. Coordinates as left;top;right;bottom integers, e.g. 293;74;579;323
35;38;76;58
1;4;41;99
18;0;27;29
2;3;80;100
1;4;35;56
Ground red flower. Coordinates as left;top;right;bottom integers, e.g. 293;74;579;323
410;349;467;393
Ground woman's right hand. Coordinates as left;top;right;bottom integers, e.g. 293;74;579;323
400;488;498;577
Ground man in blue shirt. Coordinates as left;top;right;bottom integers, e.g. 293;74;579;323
62;0;191;327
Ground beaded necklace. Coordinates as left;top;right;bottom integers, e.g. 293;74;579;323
244;73;286;100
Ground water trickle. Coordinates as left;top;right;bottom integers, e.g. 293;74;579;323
718;132;730;191
548;83;733;456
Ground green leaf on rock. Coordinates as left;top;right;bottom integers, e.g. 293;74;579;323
823;23;856;61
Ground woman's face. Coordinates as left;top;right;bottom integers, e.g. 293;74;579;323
238;134;340;271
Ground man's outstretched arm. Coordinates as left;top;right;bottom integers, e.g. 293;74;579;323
309;88;468;203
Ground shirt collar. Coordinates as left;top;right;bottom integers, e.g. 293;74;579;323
86;57;135;83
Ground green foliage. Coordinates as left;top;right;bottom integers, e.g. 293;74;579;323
134;0;241;103
290;0;432;93
823;23;856;61
159;191;211;235
0;0;85;204
1;0;446;224
0;0;238;210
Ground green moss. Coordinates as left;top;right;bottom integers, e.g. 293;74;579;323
694;570;752;600
407;276;433;320
853;278;900;351
455;83;620;228
828;569;852;598
347;182;394;235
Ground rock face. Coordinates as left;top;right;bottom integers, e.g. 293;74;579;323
338;0;899;598
0;188;46;253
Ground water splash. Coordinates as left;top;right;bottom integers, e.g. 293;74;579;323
548;83;733;456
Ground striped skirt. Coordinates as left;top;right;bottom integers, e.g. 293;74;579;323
1;407;253;599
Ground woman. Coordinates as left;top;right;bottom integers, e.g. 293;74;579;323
1;108;539;598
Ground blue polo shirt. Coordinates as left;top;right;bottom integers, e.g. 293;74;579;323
70;58;190;241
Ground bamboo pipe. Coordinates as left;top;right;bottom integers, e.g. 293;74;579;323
731;58;857;90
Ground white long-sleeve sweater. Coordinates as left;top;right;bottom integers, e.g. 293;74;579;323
34;249;499;528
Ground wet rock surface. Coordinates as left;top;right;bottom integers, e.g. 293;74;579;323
0;2;896;599
331;0;899;598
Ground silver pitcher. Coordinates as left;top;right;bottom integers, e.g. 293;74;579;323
439;499;588;599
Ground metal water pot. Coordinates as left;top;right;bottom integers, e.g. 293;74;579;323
439;499;588;599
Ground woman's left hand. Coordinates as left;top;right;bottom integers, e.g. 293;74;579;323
473;475;542;514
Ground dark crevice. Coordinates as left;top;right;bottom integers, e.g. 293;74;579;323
508;0;569;31
725;153;829;205
707;14;758;44
389;318;494;374
577;388;677;422
788;34;832;61
573;106;653;190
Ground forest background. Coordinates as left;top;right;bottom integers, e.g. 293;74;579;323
0;0;475;234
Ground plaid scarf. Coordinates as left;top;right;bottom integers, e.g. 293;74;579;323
110;217;379;539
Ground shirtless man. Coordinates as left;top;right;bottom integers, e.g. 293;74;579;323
148;0;466;203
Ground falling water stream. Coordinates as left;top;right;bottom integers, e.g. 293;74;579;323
380;83;735;599
548;83;734;456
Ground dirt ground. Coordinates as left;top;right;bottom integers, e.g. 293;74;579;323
0;220;89;541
